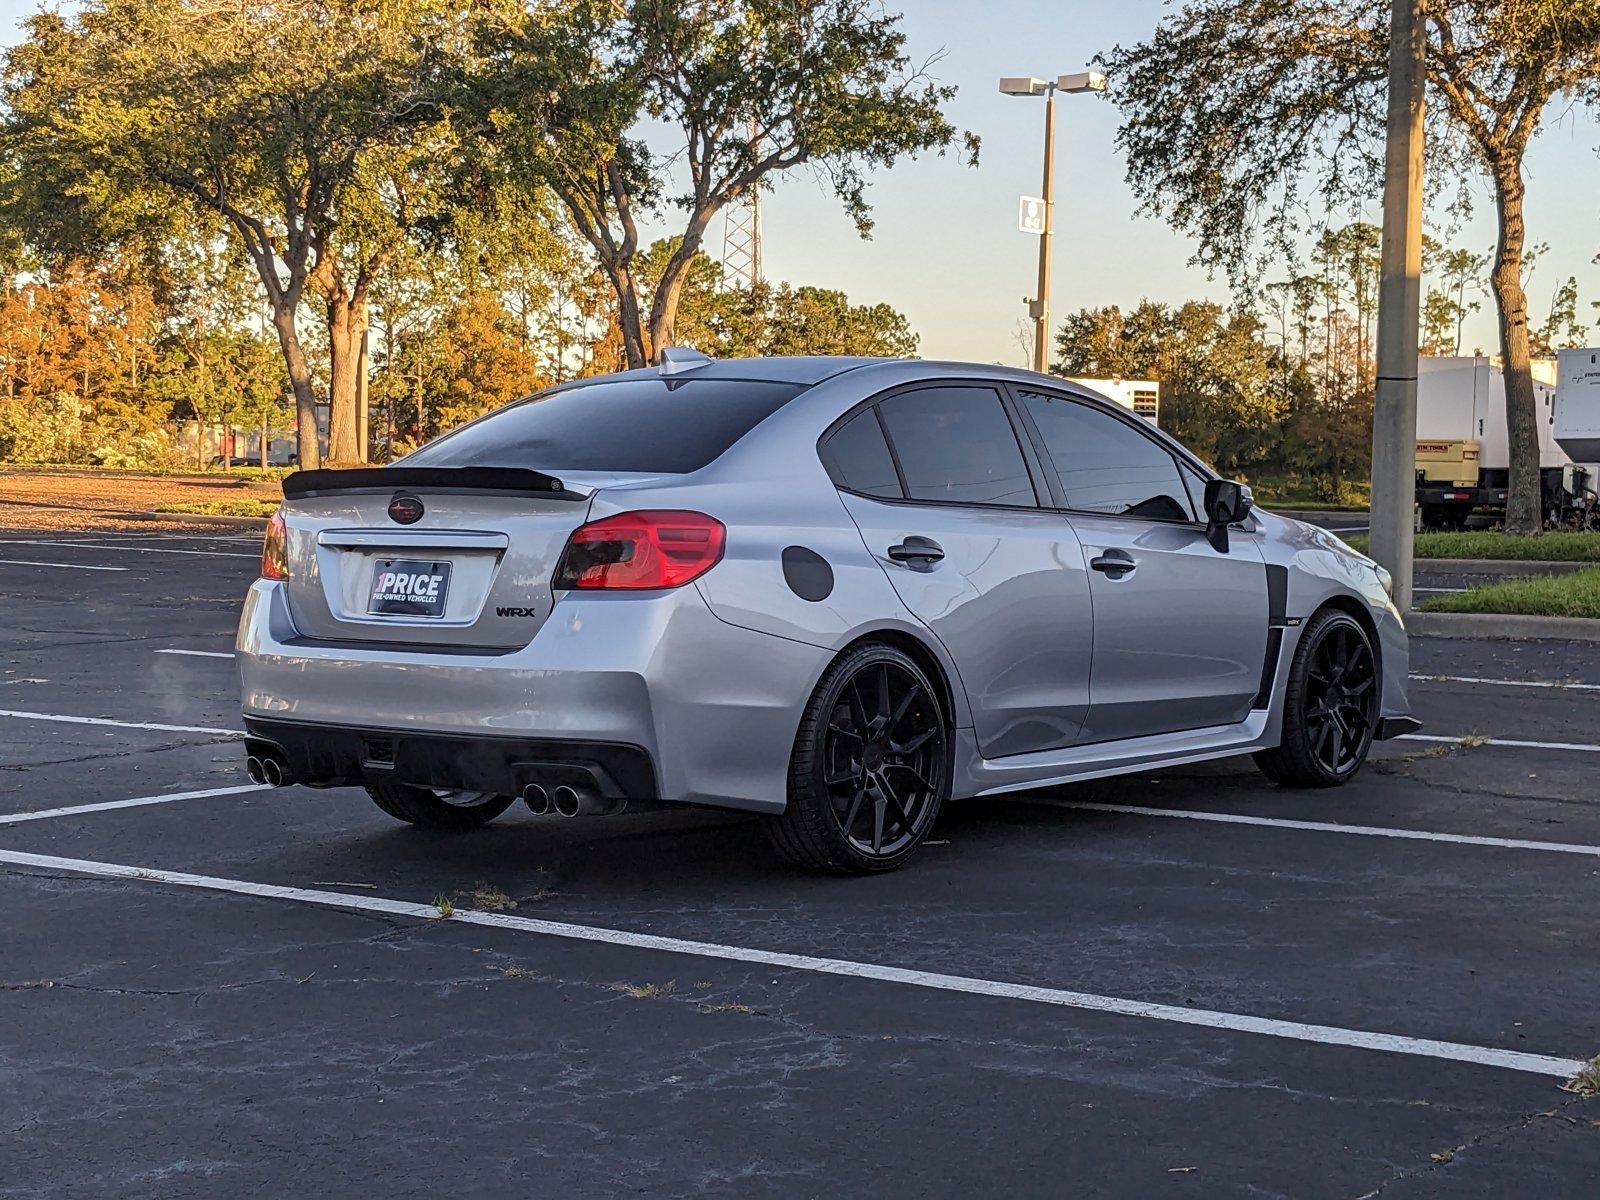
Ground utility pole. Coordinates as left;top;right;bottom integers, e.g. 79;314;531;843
355;327;370;463
1370;0;1425;611
1032;88;1056;374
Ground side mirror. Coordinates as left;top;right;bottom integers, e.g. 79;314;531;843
1203;478;1253;552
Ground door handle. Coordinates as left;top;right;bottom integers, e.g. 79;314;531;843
887;537;944;565
1090;550;1136;577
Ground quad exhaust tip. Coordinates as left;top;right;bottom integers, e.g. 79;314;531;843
522;783;551;816
552;785;584;818
245;755;266;785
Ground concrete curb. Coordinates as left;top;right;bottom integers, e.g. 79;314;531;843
129;510;270;530
1421;558;1593;577
1406;610;1600;642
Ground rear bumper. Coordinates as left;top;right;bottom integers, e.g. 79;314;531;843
236;580;832;814
244;717;656;799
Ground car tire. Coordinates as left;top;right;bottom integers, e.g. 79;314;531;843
1253;608;1379;788
365;784;516;831
767;642;950;875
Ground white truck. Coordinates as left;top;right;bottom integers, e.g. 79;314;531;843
1413;354;1598;528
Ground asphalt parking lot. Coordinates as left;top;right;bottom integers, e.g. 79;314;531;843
2;525;1597;1198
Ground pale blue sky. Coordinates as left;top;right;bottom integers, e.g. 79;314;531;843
4;0;1597;364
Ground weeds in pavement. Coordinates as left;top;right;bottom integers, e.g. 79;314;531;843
466;883;515;912
1561;1055;1600;1097
619;980;676;1000
432;895;455;919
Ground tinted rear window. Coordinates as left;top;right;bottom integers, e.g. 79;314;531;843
822;408;903;498
404;377;805;474
876;386;1036;507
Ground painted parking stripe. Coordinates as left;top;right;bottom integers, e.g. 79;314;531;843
1411;673;1600;693
154;649;236;660
1400;733;1600;753
0;848;1583;1080
0;784;266;827
0;558;128;572
0;538;255;559
0;709;241;737
1035;800;1600;858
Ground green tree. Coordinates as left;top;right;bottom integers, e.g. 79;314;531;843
1100;0;1600;534
1053;299;1283;475
2;0;481;467
473;0;972;368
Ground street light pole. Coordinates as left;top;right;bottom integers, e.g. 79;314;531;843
1001;72;1105;375
1371;0;1426;611
1033;86;1056;374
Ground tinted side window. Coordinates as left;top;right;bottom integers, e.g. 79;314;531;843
822;408;902;498
1021;391;1193;521
1179;460;1210;516
404;377;804;474
876;386;1035;507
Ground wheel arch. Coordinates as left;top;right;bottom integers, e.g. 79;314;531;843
1311;592;1384;681
835;626;964;733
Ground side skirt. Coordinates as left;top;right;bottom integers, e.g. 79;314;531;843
953;711;1274;799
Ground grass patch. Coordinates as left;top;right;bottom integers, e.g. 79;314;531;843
1419;569;1600;619
465;883;516;912
155;499;279;518
618;980;676;1000
1344;530;1600;561
432;895;455;919
1562;1055;1600;1096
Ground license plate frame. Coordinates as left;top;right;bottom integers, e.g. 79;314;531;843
368;558;452;619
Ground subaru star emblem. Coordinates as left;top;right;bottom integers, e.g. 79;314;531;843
387;494;424;525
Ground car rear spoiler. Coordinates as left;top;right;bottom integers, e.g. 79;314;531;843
281;466;584;502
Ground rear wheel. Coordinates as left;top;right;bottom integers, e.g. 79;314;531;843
365;784;516;831
767;642;949;874
1254;608;1378;788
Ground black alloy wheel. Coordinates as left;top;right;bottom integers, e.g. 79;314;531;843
768;642;949;873
1254;608;1379;788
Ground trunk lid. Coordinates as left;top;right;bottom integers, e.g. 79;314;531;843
279;472;599;651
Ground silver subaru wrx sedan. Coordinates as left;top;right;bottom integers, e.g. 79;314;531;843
238;353;1419;874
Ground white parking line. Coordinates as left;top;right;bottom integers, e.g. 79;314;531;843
0;784;266;827
0;558;128;572
154;649;236;660
1411;673;1600;693
1400;733;1600;753
0;709;242;737
1326;525;1370;534
1037;800;1600;858
0;538;255;559
0;847;1583;1080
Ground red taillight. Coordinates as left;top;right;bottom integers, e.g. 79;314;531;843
261;508;288;580
554;510;725;590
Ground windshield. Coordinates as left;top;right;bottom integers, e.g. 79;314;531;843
403;377;806;475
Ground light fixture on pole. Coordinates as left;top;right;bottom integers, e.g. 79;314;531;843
1001;70;1106;374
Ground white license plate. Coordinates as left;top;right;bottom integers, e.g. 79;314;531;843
368;559;451;618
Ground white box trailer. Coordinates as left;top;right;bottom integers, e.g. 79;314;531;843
1413;355;1591;526
1555;348;1600;462
1066;377;1160;424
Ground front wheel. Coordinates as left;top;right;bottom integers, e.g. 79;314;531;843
365;784;516;831
1254;608;1378;788
766;642;949;874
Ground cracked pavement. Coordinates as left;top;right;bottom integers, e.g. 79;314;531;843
0;527;1597;1198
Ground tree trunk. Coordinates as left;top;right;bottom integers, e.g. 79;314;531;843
269;305;322;471
647;210;717;357
1489;160;1541;536
326;294;362;463
607;264;650;369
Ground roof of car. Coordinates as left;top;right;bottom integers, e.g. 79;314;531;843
582;355;893;388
